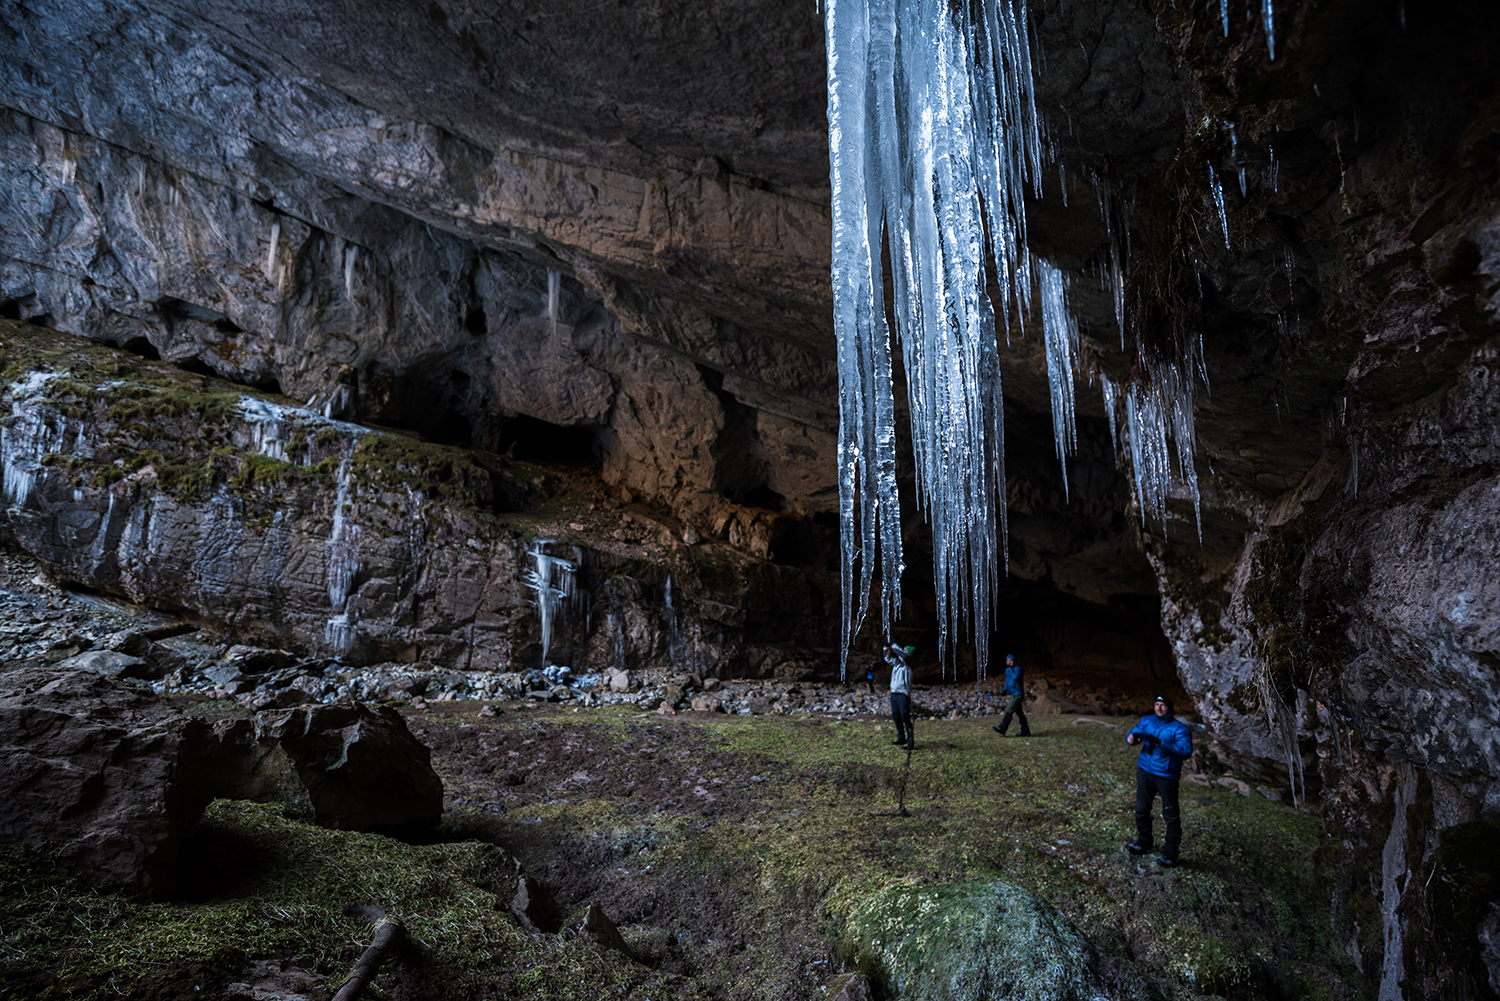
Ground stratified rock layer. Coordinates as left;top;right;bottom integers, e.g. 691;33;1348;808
0;322;843;676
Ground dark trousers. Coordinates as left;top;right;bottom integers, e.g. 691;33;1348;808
890;692;913;744
1135;768;1182;859
997;693;1030;735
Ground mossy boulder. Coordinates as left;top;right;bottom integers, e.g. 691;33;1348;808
841;877;1149;1001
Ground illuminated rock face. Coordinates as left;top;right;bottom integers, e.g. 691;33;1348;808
3;3;1500;989
0;324;842;677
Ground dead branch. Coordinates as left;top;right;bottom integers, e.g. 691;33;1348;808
332;903;405;1001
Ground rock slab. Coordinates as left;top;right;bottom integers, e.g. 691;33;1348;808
0;668;216;899
215;702;444;830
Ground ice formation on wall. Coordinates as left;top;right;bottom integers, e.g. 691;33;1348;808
1215;0;1275;59
264;220;281;283
1;372;65;506
325;454;362;655
525;539;580;667
1208;165;1231;250
547;268;562;337
343;245;358;303
826;0;1046;675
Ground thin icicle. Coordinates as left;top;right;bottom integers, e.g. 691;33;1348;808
547;269;562;337
1227;123;1248;197
1093;173;1128;347
1099;375;1121;469
1208;165;1231;250
1037;259;1079;495
1219;0;1230;36
344;245;357;303
1262;0;1276;60
265;220;281;283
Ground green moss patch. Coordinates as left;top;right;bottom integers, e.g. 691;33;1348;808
0;319;524;518
840;877;1149;1001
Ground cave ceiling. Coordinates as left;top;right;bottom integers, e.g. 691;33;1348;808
2;0;1498;622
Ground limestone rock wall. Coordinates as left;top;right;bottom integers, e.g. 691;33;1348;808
0;105;838;521
0;323;839;675
1128;6;1500;993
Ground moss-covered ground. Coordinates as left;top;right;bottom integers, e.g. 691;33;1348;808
0;703;1363;1000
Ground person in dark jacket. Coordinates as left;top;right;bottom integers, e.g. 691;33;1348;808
1124;695;1194;866
884;643;915;748
990;653;1030;737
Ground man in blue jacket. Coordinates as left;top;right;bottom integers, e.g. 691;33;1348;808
991;653;1031;737
1124;695;1193;866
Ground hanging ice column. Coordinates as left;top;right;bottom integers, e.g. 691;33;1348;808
827;0;1049;676
325;455;362;656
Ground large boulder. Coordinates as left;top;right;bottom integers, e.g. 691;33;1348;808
0;668;217;899
841;878;1147;1001
214;702;443;830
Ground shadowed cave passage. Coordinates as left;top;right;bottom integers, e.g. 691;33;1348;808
889;575;1178;708
987;582;1179;701
494;412;602;467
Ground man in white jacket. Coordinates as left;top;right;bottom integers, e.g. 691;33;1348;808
884;643;915;749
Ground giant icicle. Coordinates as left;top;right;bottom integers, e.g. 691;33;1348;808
827;0;1047;678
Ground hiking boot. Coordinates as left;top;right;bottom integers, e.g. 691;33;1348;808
1019;731;1032;738
1124;842;1151;856
992;726;1007;735
1157;855;1179;868
892;739;907;746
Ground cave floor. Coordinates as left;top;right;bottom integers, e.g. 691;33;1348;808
0;698;1362;1001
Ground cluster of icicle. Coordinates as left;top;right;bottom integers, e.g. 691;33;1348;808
827;0;1211;680
1099;356;1203;538
1218;0;1278;61
827;0;1050;678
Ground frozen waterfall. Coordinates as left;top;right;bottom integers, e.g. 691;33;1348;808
525;539;582;667
827;0;1045;676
